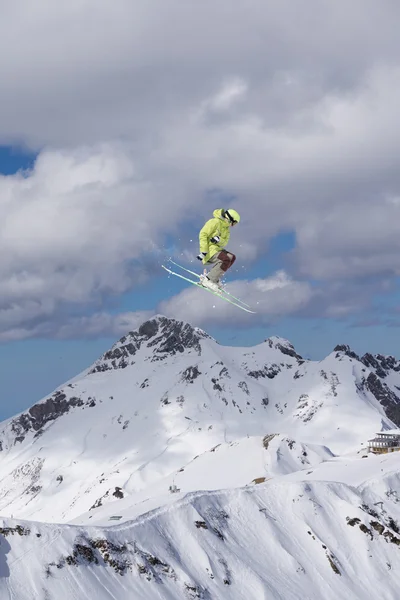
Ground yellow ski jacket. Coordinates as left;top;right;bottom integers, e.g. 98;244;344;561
199;209;230;263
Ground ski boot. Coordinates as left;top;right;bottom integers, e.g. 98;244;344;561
199;275;224;294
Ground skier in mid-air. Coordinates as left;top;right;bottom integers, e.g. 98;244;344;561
197;208;241;292
162;207;252;310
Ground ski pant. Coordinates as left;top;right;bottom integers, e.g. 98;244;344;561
206;250;236;283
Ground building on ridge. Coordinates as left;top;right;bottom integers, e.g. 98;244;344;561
368;430;400;454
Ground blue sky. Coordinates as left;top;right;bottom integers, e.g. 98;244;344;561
1;2;400;421
1;148;399;421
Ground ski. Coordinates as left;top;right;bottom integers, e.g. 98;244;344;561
161;265;256;313
167;258;252;308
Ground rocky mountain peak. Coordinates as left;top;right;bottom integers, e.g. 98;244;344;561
265;336;303;361
333;344;361;361
361;352;400;379
90;315;212;373
334;345;400;378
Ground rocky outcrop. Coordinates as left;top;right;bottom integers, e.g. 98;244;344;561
181;366;202;383
364;372;400;427
361;353;400;379
89;316;210;372
248;364;282;380
266;336;303;361
6;392;84;446
333;345;361;361
334;346;400;381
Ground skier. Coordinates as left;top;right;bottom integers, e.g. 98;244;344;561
197;208;241;292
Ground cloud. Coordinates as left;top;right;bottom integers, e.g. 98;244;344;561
196;78;248;125
0;309;154;342
0;269;393;341
159;270;314;326
1;1;400;339
156;272;399;332
1;0;399;148
0;143;192;338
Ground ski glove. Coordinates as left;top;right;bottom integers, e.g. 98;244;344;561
197;252;207;261
210;235;220;244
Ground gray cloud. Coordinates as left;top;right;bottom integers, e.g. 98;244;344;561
1;1;400;339
1;1;400;147
0;309;154;342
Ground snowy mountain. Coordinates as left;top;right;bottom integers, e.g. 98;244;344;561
1;314;400;599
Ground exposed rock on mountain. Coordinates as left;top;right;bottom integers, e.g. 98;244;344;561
89;315;210;372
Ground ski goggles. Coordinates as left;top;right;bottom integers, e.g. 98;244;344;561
225;210;238;225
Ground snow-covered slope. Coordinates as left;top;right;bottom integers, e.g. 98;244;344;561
1;314;400;599
1;453;400;600
70;434;335;527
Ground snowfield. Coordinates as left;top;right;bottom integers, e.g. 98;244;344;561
0;315;399;599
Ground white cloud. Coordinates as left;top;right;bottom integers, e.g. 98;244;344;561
208;79;248;111
1;1;400;339
196;78;248;122
158;271;313;326
0;143;192;337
